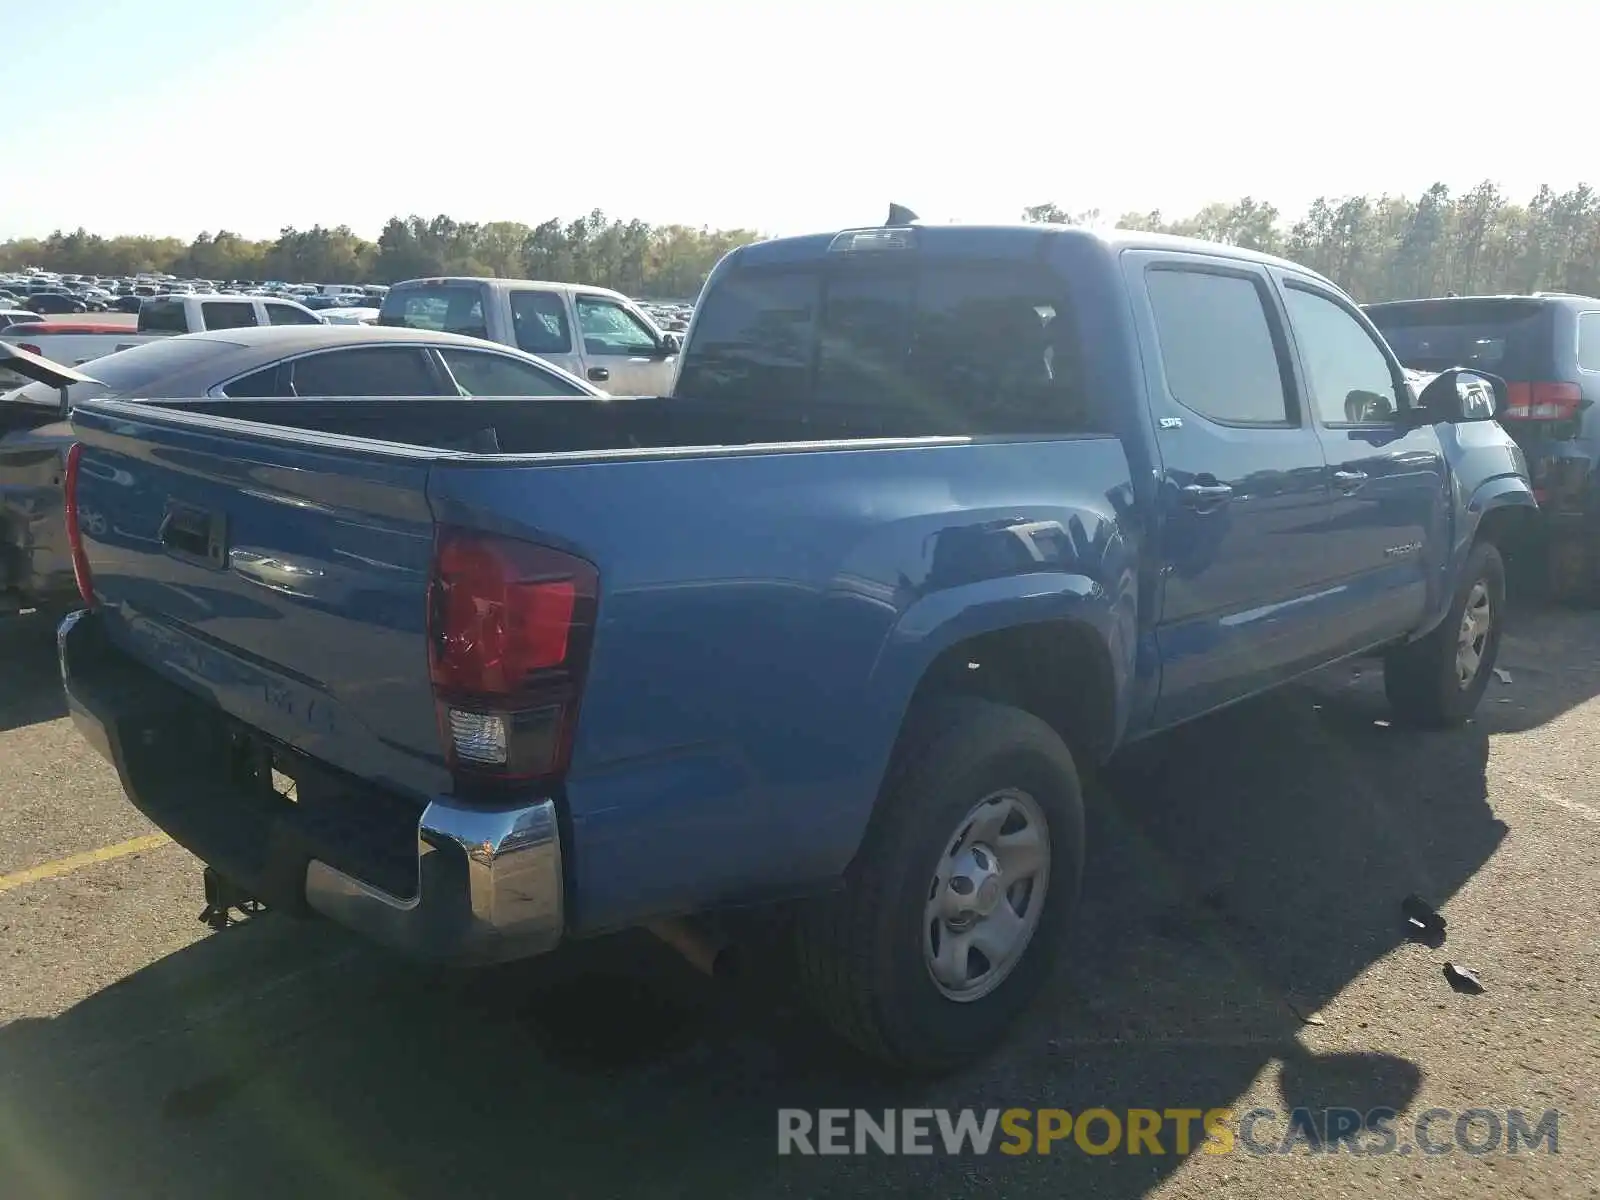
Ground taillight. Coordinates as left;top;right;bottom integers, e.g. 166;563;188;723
62;442;95;607
1502;381;1583;421
427;526;599;785
18;343;40;355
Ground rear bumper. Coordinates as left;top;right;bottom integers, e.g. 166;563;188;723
58;609;565;965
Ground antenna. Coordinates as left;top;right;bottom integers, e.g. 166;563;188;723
886;203;920;226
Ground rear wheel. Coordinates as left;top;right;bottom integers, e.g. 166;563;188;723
1384;540;1505;728
793;697;1084;1073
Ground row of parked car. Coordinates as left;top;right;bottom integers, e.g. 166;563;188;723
0;273;395;328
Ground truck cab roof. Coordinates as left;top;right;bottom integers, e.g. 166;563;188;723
731;222;1339;289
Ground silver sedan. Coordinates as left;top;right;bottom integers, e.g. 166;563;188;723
2;324;603;408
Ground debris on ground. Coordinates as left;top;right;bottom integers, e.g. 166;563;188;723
1444;963;1486;995
1286;995;1327;1026
1402;893;1447;947
1493;667;1513;684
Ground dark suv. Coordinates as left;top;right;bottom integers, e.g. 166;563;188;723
1366;294;1600;601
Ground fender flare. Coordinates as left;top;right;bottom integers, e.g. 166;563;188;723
844;572;1132;854
1454;476;1537;569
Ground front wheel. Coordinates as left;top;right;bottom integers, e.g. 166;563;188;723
792;697;1085;1073
1384;540;1506;728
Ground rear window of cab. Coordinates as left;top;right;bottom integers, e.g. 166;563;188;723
378;284;489;340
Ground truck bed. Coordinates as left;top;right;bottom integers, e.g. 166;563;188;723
150;392;1061;455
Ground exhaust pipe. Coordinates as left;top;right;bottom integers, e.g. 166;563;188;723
646;918;736;978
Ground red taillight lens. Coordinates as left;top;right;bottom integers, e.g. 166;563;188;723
62;442;95;607
427;526;598;784
18;343;40;356
1502;381;1583;421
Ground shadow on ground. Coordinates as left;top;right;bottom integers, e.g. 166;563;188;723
0;611;67;732
0;602;1594;1198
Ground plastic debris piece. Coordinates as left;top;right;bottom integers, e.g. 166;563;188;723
1444;962;1485;995
1493;667;1513;684
1286;996;1327;1026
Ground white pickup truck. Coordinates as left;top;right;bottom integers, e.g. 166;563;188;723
0;295;324;386
376;277;679;393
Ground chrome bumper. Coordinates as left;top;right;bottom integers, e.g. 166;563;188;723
59;609;565;966
303;797;564;965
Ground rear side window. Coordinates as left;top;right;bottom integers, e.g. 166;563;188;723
287;347;439;396
509;290;573;355
677;261;1096;433
1578;312;1600;373
136;298;188;334
1145;268;1291;425
221;365;284;397
378;284;488;340
201;301;258;330
266;303;321;326
1366;300;1550;379
438;348;588;396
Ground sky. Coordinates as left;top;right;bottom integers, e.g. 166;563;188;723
0;0;1584;243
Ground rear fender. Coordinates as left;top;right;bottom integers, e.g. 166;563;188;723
846;570;1133;853
1416;476;1535;636
1455;476;1536;571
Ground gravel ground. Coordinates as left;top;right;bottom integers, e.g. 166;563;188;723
0;601;1596;1199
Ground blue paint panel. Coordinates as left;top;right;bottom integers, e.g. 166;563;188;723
428;437;1136;931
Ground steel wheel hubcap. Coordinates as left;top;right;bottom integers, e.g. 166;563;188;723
1455;580;1492;689
923;788;1051;1002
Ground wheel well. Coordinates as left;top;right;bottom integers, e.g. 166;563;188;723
903;621;1118;765
1476;504;1536;561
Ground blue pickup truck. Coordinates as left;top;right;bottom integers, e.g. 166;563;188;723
58;222;1533;1071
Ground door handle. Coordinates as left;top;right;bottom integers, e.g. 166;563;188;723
1332;469;1369;493
1179;482;1233;511
587;367;610;382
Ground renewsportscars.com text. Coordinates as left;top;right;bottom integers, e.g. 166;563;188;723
777;1107;1561;1157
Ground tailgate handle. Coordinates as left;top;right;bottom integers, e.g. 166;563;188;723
159;500;228;567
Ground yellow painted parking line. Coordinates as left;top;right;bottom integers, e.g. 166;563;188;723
0;833;173;895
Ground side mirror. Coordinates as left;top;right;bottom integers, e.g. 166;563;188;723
1417;367;1504;424
660;332;681;355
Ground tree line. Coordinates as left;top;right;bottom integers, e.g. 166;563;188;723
1025;181;1600;301
6;182;1599;302
0;210;760;300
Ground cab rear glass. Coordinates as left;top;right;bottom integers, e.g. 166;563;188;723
136;298;190;334
378;284;489;340
676;259;1102;435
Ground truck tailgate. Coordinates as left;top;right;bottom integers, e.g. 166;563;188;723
69;403;449;799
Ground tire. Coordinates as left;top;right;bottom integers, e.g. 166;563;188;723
792;697;1085;1073
1384;540;1506;728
